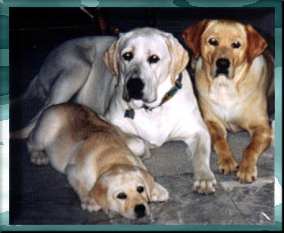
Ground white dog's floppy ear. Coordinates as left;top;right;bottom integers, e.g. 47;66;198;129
245;24;267;63
165;33;189;84
104;41;119;76
140;169;169;202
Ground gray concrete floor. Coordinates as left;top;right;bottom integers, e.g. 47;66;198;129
10;131;274;224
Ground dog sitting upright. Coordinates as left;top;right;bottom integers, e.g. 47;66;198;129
182;20;274;183
26;103;169;219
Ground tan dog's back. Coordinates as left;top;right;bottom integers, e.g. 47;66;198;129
27;103;140;173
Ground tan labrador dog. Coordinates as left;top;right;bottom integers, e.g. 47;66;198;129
26;103;169;219
182;19;274;183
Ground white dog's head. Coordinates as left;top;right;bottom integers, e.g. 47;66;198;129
104;27;189;109
90;165;169;219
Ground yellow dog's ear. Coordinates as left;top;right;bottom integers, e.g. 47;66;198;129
182;19;209;59
90;178;108;212
245;24;267;63
165;33;189;84
140;169;169;202
104;40;119;76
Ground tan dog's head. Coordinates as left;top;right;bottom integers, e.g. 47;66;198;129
104;27;189;109
90;165;169;219
182;19;267;79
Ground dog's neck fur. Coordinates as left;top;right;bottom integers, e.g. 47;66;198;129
196;55;267;127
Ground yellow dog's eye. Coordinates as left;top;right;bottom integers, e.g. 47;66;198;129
148;55;160;64
137;186;144;193
117;192;127;199
122;52;133;61
232;41;241;49
208;38;219;46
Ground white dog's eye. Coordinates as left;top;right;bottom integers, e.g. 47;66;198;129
208;38;219;46
122;52;133;61
116;192;127;199
231;41;241;49
148;55;160;64
137;186;144;193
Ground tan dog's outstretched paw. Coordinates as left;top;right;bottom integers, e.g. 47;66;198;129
236;160;257;183
30;151;49;165
193;170;217;194
81;196;101;212
151;182;169;202
218;157;238;175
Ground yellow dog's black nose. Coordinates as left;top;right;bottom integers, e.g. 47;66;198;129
216;58;230;69
134;204;146;218
216;58;230;76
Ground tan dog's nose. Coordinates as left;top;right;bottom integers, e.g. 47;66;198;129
216;58;230;69
216;58;230;76
134;204;146;218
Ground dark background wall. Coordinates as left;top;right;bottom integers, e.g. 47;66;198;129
10;7;274;99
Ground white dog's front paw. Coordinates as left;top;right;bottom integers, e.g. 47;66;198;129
30;151;49;165
81;196;101;212
193;169;217;194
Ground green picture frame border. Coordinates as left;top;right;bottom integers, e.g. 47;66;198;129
0;0;282;231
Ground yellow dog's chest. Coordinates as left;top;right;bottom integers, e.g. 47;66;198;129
208;77;242;127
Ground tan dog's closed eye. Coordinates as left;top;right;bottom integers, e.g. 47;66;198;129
182;19;274;183
27;103;169;219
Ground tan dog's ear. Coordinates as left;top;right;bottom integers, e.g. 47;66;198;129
104;41;119;76
90;178;108;211
165;33;189;84
182;19;209;58
140;169;169;202
245;24;267;63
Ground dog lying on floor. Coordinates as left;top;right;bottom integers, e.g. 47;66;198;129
26;103;169;219
182;19;274;183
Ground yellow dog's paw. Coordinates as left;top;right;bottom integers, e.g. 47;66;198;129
218;157;238;175
236;160;257;183
81;197;101;212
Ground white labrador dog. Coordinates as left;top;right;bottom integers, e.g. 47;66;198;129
13;27;216;193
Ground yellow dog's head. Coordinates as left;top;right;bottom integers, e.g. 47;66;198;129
89;165;169;219
182;19;267;79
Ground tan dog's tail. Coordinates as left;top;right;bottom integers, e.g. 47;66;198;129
10;113;40;140
10;121;36;140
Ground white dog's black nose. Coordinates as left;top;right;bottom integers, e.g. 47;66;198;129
134;204;146;218
216;58;230;76
126;78;144;100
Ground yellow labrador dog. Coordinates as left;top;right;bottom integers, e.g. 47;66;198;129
14;27;216;194
27;103;169;219
182;20;274;183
